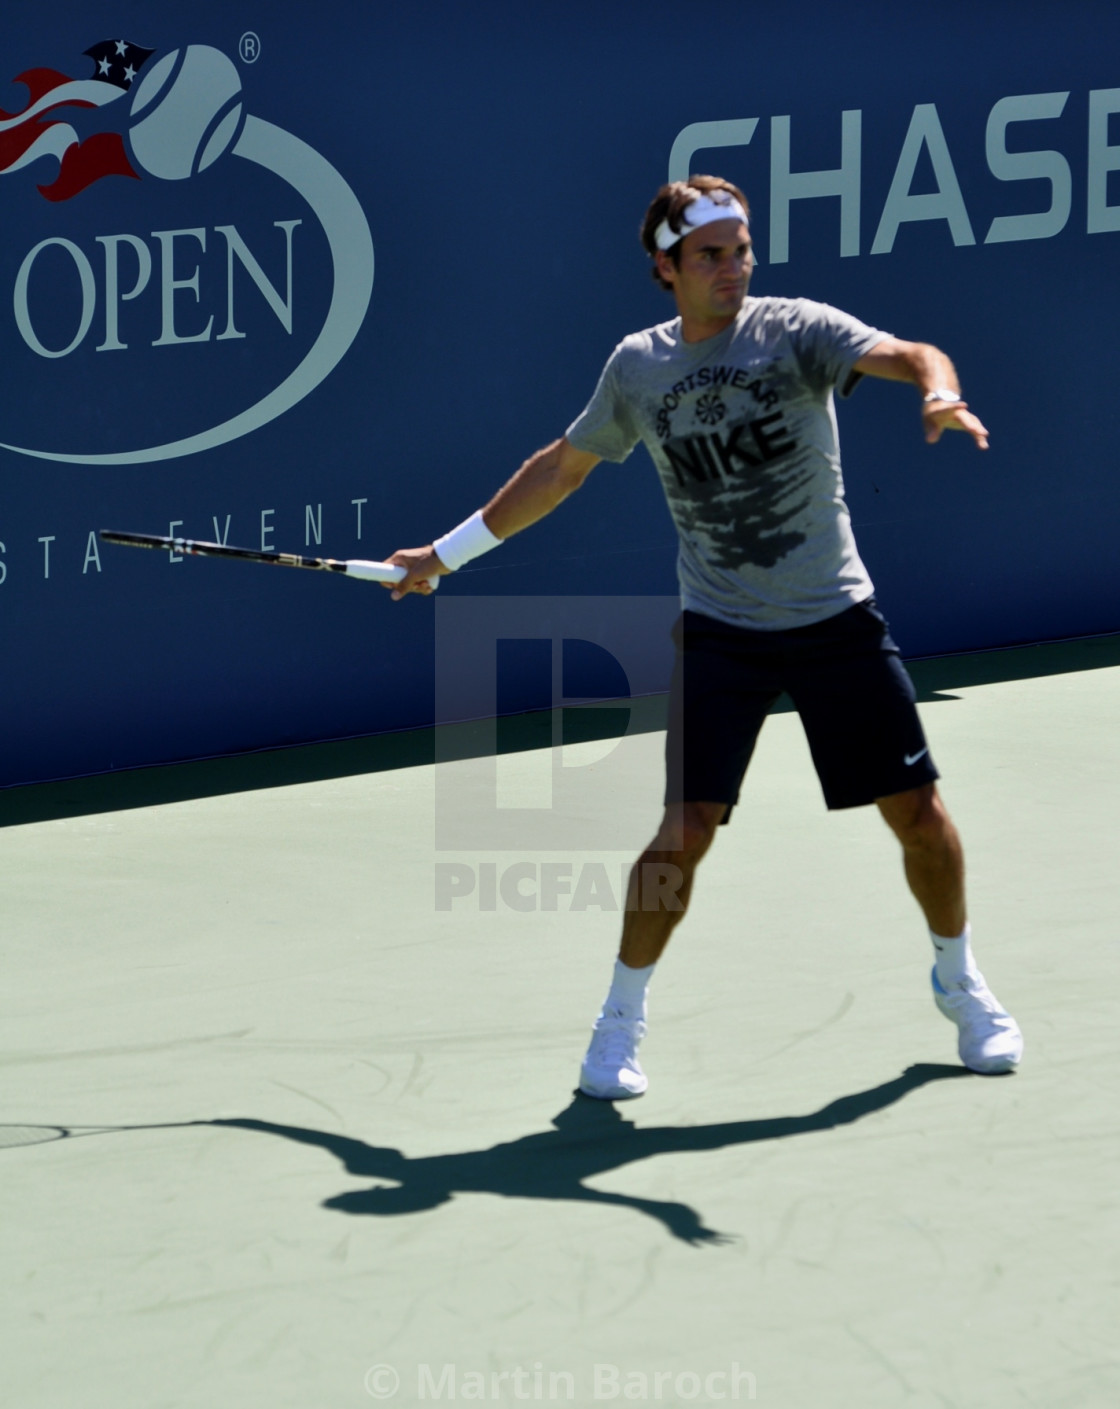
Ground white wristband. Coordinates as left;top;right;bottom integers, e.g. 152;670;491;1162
432;509;502;572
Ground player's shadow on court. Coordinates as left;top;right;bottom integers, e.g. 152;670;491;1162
212;1063;970;1246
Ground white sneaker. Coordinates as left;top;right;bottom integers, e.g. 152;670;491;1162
932;967;1023;1074
578;1009;648;1099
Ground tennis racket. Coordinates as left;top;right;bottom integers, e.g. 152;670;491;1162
99;530;436;588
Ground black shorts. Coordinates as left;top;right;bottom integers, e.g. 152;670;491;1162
665;600;940;814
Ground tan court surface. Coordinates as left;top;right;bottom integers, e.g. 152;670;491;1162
2;640;1119;1409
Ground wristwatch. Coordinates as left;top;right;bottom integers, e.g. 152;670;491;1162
923;388;961;404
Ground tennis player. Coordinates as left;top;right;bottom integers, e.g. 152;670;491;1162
386;175;1023;1097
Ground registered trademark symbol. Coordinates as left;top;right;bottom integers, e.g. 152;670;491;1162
239;32;261;63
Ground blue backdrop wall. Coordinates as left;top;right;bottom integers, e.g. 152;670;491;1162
3;0;1119;788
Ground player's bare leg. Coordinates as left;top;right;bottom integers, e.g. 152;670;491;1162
875;783;965;937
619;801;728;967
877;782;1022;1074
579;802;726;1099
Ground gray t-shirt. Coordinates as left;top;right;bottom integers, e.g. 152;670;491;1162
566;296;888;629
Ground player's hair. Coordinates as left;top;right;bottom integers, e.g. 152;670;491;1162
640;175;750;290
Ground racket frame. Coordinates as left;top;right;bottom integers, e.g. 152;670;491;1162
99;529;410;584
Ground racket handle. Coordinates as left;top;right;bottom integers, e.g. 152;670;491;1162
344;560;407;582
344;559;439;590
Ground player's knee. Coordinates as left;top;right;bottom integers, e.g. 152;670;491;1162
879;785;955;852
653;803;724;861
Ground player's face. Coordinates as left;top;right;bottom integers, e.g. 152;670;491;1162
658;218;754;330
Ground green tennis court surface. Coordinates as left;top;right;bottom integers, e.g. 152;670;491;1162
2;639;1118;1408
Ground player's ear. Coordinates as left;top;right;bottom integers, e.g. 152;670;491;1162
654;248;677;286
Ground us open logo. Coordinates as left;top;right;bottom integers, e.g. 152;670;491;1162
0;38;373;464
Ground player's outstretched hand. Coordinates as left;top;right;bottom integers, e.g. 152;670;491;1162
383;546;448;600
923;399;989;450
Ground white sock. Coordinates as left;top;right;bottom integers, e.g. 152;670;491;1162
930;922;978;986
602;958;655;1019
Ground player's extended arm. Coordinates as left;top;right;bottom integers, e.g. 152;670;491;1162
854;337;989;450
385;438;600;598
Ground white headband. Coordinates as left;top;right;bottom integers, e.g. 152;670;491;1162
654;191;749;251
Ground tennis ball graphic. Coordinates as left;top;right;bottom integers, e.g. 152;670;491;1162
128;45;243;180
